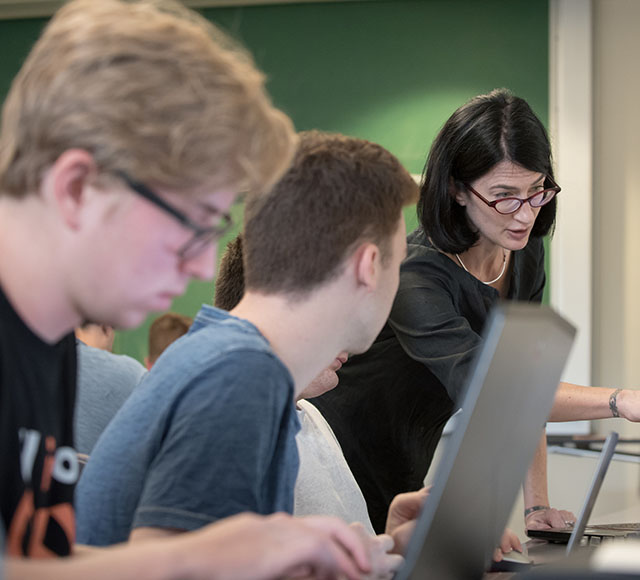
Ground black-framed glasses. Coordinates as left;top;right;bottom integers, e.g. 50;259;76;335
117;171;233;261
464;176;561;215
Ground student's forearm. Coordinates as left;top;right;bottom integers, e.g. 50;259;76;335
129;526;183;543
7;541;186;580
549;382;640;422
7;513;371;580
72;543;105;557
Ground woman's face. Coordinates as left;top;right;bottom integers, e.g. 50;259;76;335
455;160;545;251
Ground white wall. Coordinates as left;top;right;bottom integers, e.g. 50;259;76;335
529;0;640;543
501;0;640;540
592;0;640;446
548;0;593;435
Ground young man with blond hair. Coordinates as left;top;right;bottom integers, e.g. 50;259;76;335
76;131;419;576
0;1;372;579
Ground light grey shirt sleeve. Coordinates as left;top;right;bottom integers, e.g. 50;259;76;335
294;400;375;535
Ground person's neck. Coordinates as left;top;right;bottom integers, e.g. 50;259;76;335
230;289;347;399
0;195;80;343
454;240;508;282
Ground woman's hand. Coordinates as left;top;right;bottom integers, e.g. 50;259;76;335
525;506;576;530
615;389;640;422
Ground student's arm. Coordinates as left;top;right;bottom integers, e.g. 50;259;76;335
130;527;182;542
7;512;371;580
72;544;103;557
133;516;396;577
522;431;575;530
549;382;640;422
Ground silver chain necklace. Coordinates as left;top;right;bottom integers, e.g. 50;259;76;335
455;250;507;285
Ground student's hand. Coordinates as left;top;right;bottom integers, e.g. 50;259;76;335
178;512;371;580
492;528;522;562
525;506;576;530
348;523;403;580
384;487;429;555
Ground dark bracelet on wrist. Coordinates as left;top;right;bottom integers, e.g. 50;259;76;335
524;505;549;518
609;388;622;418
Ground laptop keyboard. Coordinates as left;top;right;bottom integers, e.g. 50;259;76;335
588;523;640;531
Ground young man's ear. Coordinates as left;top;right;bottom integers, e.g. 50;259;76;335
352;242;380;291
43;149;97;230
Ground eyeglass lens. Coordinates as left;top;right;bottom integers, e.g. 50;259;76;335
178;214;233;261
494;189;557;214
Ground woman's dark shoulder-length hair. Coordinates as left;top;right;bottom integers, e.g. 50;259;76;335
418;88;557;254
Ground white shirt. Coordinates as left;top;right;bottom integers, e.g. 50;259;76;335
294;400;375;534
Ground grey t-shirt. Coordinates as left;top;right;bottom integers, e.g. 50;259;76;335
74;341;147;455
75;306;299;546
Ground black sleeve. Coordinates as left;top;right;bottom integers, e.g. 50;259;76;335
387;248;483;403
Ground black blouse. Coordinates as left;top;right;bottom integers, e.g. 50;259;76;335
312;227;546;532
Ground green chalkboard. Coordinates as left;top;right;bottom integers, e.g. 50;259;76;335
0;0;550;361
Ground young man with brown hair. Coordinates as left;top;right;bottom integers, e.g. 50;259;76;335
146;313;193;369
75;131;419;574
0;2;372;578
214;234;374;532
214;235;247;312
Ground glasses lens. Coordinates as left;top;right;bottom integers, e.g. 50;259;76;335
529;189;557;208
179;232;216;261
178;214;233;261
494;198;522;214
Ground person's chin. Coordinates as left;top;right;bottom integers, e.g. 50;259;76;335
504;228;531;249
119;298;170;329
147;291;180;313
113;309;148;330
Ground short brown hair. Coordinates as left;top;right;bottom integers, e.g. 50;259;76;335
243;131;418;296
148;312;193;366
214;235;245;311
0;0;295;198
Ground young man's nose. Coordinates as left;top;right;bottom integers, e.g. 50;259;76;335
181;241;217;280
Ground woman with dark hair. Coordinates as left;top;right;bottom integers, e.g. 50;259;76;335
313;88;640;534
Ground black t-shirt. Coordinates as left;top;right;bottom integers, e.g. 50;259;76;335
0;286;78;557
312;228;546;532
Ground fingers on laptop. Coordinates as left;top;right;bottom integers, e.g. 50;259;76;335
525;507;577;530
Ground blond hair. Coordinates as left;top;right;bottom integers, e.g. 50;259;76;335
0;0;295;198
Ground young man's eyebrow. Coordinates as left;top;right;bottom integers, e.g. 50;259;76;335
197;191;246;216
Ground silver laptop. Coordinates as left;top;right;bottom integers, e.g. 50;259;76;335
395;302;576;580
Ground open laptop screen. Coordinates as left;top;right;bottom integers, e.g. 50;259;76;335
567;431;619;553
396;302;576;580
